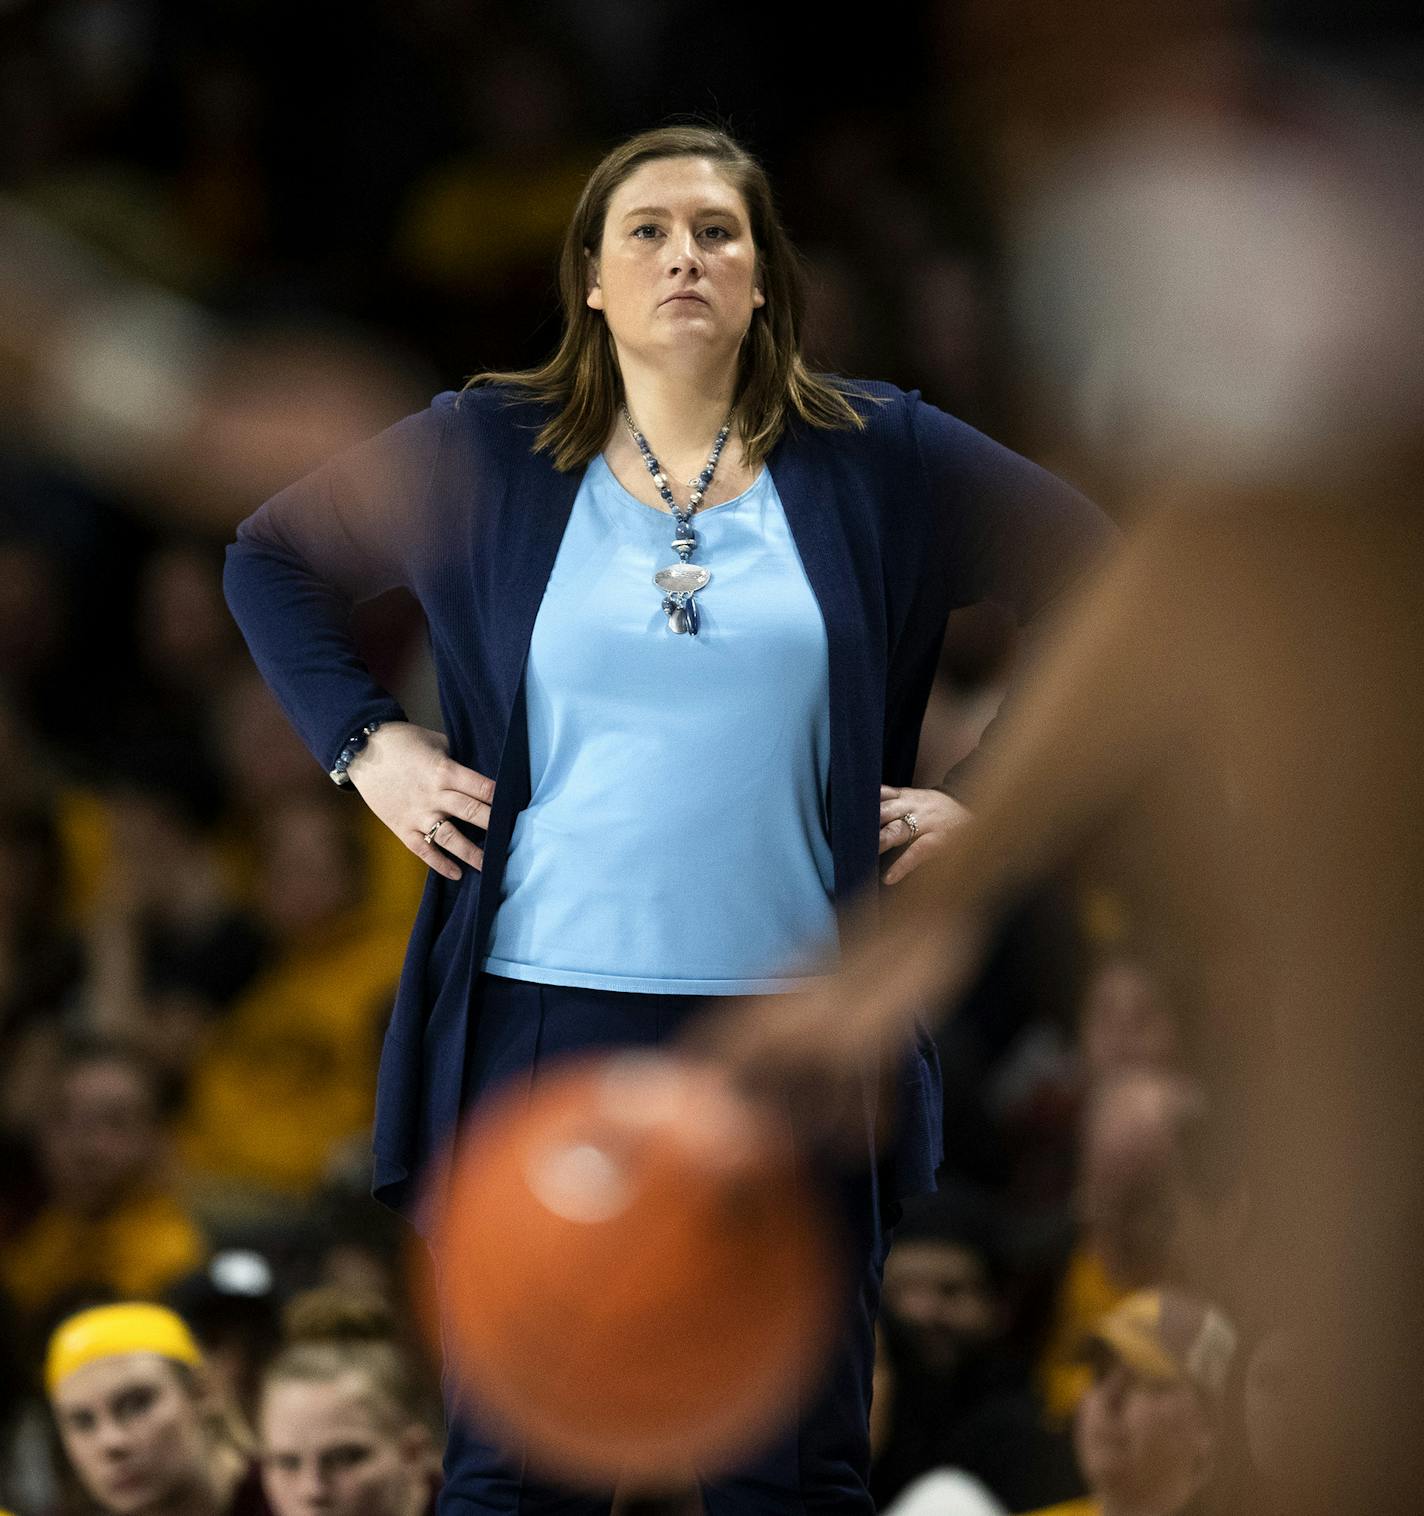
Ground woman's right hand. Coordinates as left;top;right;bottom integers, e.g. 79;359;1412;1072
345;721;493;881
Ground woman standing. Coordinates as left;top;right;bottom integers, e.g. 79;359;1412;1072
223;125;1111;1513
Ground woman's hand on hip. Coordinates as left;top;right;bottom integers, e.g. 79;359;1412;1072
345;721;493;881
878;785;970;885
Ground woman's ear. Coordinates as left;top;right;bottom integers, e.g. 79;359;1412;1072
585;251;603;311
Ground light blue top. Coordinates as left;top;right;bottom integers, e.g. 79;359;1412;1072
482;452;837;994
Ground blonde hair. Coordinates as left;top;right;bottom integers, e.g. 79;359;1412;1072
468;124;876;471
260;1291;424;1437
171;1362;257;1465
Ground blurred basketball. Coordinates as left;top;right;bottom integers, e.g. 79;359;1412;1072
431;1049;843;1485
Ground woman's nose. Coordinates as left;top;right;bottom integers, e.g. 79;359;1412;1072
667;229;702;275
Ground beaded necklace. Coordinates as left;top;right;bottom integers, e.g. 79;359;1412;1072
621;405;733;636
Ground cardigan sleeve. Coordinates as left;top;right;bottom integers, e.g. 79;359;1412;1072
908;395;1119;801
222;391;456;774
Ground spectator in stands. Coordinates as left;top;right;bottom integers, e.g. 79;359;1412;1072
1077;954;1180;1089
1022;1288;1236;1516
1039;1070;1245;1421
258;1290;438;1516
1;1040;206;1323
166;1252;284;1428
45;1301;268;1516
0;792;85;1233
177;796;409;1196
79;744;269;1097
1077;1073;1244;1298
872;1190;1080;1514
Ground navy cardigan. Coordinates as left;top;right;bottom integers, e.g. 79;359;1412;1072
223;380;1113;1224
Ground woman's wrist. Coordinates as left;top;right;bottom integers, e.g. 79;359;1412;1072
330;720;387;786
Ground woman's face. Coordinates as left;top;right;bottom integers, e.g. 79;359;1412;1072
587;155;764;369
52;1354;210;1515
1074;1357;1214;1513
261;1375;424;1516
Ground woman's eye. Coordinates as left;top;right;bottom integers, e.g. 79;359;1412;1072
114;1387;158;1423
323;1445;372;1473
631;225;732;241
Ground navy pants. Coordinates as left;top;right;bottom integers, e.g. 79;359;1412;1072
435;973;899;1515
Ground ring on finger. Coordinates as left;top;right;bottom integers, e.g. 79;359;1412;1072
903;811;919;841
423;819;445;847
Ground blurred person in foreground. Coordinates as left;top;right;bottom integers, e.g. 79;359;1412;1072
222;122;1112;1511
0;195;430;536
257;1290;438;1516
45;1302;269;1516
709;45;1424;1513
0;1040;206;1326
1240;1325;1329;1516
1021;1289;1236;1516
873;1191;1079;1513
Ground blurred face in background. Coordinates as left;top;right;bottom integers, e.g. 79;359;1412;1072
261;1373;428;1516
1074;1350;1215;1514
880;1239;1000;1375
40;1057;161;1217
587;155;764;372
214;672;328;811
1077;1071;1206;1289
258;799;363;939
138;545;238;693
1080;955;1180;1084
53;1354;211;1516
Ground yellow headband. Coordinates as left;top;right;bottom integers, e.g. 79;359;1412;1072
46;1304;203;1395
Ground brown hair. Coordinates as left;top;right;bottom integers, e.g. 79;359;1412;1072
259;1290;424;1437
467;124;876;471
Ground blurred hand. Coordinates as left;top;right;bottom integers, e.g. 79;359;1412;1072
879;785;970;885
347;721;492;881
690;901;986;1150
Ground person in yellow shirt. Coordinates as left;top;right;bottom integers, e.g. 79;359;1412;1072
177;795;410;1197
1021;1288;1236;1516
1;1041;205;1319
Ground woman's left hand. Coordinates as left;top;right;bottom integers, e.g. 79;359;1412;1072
878;785;970;885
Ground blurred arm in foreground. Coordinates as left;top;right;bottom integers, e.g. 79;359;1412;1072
0;195;428;533
708;46;1424;1513
710;40;1424;1099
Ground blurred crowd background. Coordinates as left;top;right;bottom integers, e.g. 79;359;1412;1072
0;1;1417;1514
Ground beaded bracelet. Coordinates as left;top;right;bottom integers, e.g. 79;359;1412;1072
329;720;384;787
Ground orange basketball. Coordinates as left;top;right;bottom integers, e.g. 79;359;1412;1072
431;1049;843;1485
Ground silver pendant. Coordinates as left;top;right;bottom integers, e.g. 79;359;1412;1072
654;563;710;595
664;592;700;635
